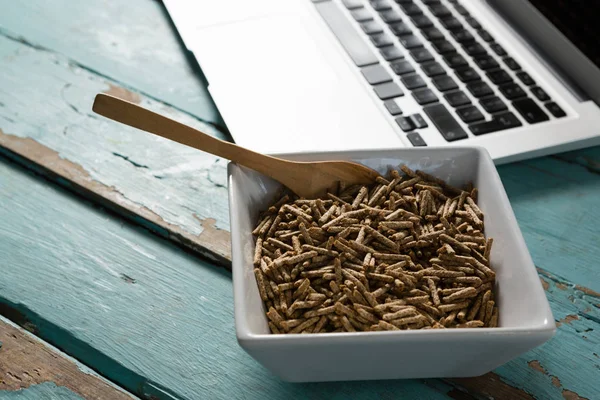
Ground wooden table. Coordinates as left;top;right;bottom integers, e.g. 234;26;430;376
0;1;598;399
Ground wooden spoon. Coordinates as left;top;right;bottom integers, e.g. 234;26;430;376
92;94;380;198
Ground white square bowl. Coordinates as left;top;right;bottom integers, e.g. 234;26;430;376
228;147;555;382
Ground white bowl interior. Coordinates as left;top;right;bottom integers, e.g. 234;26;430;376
229;148;553;337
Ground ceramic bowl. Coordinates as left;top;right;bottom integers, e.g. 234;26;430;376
228;147;554;382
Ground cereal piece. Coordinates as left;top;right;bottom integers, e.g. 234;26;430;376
456;320;484;328
267;215;282;238
439;301;471;313
439;234;471;254
443;287;478;303
427;278;440;306
484;238;494;260
378;320;400;331
254;269;269;301
340;316;356;332
298;222;314;246
253;237;264;265
477;290;492;321
289;317;320;333
267;307;285;327
489;306;499;328
382;307;417;321
483;300;495;326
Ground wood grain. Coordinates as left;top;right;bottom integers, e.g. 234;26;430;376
0;32;231;265
1;159;598;400
0;0;223;127
0;317;133;399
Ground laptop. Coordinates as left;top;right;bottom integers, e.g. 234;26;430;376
163;0;600;163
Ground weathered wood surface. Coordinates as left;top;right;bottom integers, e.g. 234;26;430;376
0;0;223;128
0;317;134;399
0;0;599;398
0;31;231;264
1;159;598;399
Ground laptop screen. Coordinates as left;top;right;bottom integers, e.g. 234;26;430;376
526;0;600;70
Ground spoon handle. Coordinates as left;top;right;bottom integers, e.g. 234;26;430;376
92;94;287;174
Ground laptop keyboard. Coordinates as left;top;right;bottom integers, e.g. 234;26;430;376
314;0;567;146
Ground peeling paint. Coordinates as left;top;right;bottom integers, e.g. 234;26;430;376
552;376;562;388
0;129;231;267
541;277;550;291
528;360;547;374
557;314;580;327
562;389;590;400
575;285;600;298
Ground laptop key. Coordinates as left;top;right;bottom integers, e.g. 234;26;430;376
424;103;468;141
454;4;469;15
444;90;471;107
503;57;521;71
384;100;403;115
398;3;422;16
480;96;507;113
421;62;445;77
467;81;493;98
512;98;549;124
545;102;566;118
370;33;394;47
410;113;428;128
391;59;415;75
401;73;427;89
456;67;480;82
474;55;499;70
443;53;468;69
380;9;403;23
411;14;433;28
374;82;404;99
390;22;412;36
478;29;494;42
490;43;506;56
531;86;550;101
395;116;416;132
432;75;458;92
465;17;481;29
456;105;485;123
351;8;374;21
429;4;451;18
516;71;536;86
315;2;378;67
422;28;445;41
410;48;434;63
361;64;393;85
399;35;423;49
361;20;384;35
432;40;456;54
370;0;392;11
463;42;487;56
380;46;404;61
342;0;363;9
451;29;475;43
406;132;427;146
486;69;512;85
412;88;439;105
440;17;463;31
470;112;522;135
499;82;526;100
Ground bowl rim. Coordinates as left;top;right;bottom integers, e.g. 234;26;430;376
228;146;556;342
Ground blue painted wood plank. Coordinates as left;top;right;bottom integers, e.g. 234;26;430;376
0;33;230;262
0;160;456;400
497;155;600;292
0;317;134;399
0;383;84;400
1;158;598;399
0;0;223;127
